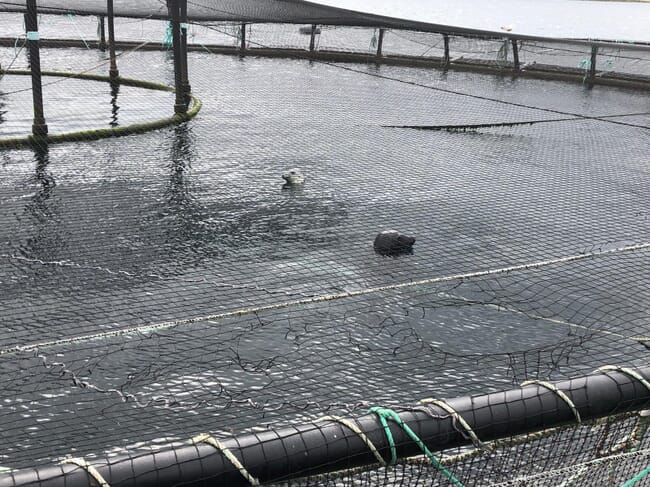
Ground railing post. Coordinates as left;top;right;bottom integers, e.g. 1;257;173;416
376;28;385;60
589;45;598;83
443;33;450;67
169;0;186;114
179;0;191;102
107;0;119;79
309;24;317;52
511;38;520;72
240;22;246;53
25;0;48;138
98;16;106;51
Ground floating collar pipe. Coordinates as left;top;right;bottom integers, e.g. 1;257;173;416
1;366;649;487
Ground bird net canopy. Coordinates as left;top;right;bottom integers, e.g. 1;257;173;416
0;0;421;26
2;0;650;43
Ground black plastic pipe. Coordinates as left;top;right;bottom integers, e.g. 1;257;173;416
98;16;106;51
2;367;649;487
25;0;48;138
179;0;191;102
169;0;185;114
376;28;385;59
106;0;118;79
512;39;520;71
240;22;247;52
309;24;317;52
589;45;598;82
443;33;450;67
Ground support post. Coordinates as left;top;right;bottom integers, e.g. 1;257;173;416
443;33;450;67
98;16;106;51
170;0;186;114
309;24;317;52
107;0;119;79
240;22;246;53
25;0;48;138
589;45;598;82
179;0;191;102
511;38;520;72
376;28;385;59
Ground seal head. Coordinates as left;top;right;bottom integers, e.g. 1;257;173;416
282;168;305;185
373;230;415;255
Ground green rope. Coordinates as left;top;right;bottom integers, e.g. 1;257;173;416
368;407;464;487
66;12;91;50
163;22;173;49
622;465;650;487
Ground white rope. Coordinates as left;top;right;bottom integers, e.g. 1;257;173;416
596;366;650;393
487;447;650;487
418;399;483;447
521;380;581;423
317;415;387;465
3;241;648;356
191;434;260;486
60;458;110;487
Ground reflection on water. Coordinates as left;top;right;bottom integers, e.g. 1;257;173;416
0;91;5;125
160;122;206;252
21;143;65;261
110;80;120;127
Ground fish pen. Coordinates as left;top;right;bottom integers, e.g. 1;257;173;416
1;1;650;486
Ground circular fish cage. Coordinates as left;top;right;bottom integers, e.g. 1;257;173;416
1;4;650;487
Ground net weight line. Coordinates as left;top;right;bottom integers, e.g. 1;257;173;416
2;241;649;357
2;366;650;487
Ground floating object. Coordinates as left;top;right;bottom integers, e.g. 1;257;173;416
373;230;415;255
299;26;321;35
282;168;305;185
500;25;513;32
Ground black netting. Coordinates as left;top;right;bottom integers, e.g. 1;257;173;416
2;5;650;487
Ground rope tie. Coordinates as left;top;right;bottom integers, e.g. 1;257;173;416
418;398;483;448
316;415;386;465
623;464;650;487
368;407;464;487
163;22;173;48
596;366;650;394
60;458;110;487
191;434;259;486
65;13;91;49
521;380;582;423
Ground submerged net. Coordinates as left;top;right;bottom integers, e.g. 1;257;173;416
1;3;650;486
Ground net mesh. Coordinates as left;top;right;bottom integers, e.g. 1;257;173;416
1;5;650;487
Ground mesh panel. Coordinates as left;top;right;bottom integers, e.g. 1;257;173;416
1;7;650;487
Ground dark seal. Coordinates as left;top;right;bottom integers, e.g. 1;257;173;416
373;230;415;255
